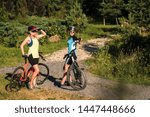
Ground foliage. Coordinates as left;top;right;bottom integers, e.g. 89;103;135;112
0;4;9;21
0;16;68;47
99;0;125;24
126;0;150;28
65;1;88;32
0;0;150;30
0;22;25;47
86;32;150;85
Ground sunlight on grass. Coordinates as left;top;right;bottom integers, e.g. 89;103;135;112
0;39;67;68
0;74;94;100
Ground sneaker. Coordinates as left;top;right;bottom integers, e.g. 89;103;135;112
28;82;33;90
58;83;65;88
65;81;70;86
34;84;41;89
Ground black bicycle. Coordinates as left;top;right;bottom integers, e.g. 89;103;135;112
6;52;49;92
63;50;87;90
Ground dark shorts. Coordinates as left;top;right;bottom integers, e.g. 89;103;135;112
28;54;39;66
65;52;77;65
65;57;72;65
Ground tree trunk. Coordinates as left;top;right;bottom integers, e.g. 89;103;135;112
103;16;106;26
116;16;118;25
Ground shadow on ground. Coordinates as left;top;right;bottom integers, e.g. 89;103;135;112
82;43;99;53
47;75;75;91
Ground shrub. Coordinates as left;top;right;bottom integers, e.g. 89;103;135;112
0;22;22;47
86;32;150;85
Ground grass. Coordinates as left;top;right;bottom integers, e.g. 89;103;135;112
0;74;94;100
85;49;150;86
80;24;119;40
0;22;120;68
0;39;66;68
40;39;66;54
0;46;22;68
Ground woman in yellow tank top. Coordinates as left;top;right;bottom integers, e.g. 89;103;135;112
20;26;46;89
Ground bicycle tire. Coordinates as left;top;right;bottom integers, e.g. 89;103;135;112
5;84;12;92
36;63;49;85
10;66;24;92
67;63;87;90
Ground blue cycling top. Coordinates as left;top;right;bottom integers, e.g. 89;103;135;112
67;36;77;55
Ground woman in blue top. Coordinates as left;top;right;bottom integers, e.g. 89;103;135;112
60;26;81;87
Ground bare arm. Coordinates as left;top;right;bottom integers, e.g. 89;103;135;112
37;30;46;39
20;37;30;55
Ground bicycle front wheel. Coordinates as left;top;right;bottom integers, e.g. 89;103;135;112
36;63;49;85
10;67;24;92
67;64;87;90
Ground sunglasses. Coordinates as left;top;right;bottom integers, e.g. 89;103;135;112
31;28;40;32
70;31;74;33
31;30;38;32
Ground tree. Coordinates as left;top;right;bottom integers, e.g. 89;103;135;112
99;0;124;25
82;0;101;21
127;0;150;28
45;0;66;18
14;0;28;17
26;0;46;16
99;0;106;25
0;3;9;21
65;1;88;32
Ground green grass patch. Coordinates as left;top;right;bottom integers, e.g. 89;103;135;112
85;32;150;86
85;56;150;85
40;39;66;54
80;24;119;40
0;46;22;67
0;39;66;68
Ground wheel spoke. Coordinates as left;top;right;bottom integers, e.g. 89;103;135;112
10;67;24;92
67;65;87;90
36;63;49;85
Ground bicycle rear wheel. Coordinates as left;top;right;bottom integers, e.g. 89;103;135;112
36;63;49;85
10;67;24;92
67;64;87;90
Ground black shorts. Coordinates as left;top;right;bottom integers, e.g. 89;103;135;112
28;54;39;66
65;52;77;65
65;57;72;65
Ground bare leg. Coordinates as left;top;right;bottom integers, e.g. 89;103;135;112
61;64;70;85
29;64;39;89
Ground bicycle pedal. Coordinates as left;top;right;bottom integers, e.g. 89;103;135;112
19;81;22;85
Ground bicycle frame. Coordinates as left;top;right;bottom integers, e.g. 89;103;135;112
19;57;33;82
20;53;46;82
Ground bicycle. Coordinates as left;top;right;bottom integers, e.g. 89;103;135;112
63;50;87;90
7;52;49;92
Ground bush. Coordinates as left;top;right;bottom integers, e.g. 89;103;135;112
0;16;68;47
0;5;9;21
86;33;150;85
0;22;23;47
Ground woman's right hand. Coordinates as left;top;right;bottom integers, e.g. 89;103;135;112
22;54;28;58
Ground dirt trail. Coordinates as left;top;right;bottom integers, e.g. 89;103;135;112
1;38;150;99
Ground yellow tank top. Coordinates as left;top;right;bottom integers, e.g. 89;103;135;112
28;37;39;58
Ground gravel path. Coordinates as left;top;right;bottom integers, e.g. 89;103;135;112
1;38;150;100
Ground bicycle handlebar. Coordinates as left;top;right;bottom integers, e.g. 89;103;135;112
22;52;46;61
63;49;76;59
39;52;46;61
63;37;81;59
